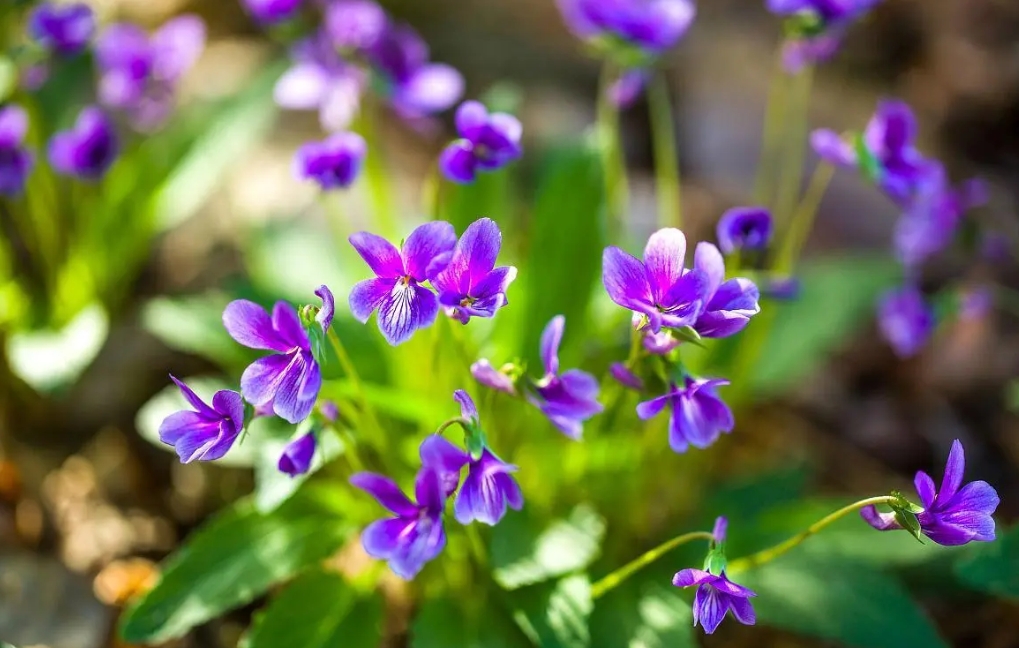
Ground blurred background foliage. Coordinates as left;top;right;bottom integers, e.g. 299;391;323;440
0;0;1018;647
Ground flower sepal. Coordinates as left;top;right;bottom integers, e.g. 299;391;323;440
703;547;728;576
889;490;925;543
852;132;883;183
671;325;706;348
784;11;826;39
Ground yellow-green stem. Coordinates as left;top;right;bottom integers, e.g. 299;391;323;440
772;67;815;224
591;530;714;599
726;495;898;575
648;72;681;229
326;327;388;453
597;62;630;242
360;102;398;239
753;51;791;207
773;162;834;273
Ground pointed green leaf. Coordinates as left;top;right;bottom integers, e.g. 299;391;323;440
509;574;592;648
411;597;530;648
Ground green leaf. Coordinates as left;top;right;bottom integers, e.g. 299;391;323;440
319;380;447;426
141;293;253;369
518;144;605;367
253;423;345;513
509;575;592;648
954;523;1019;599
6;303;108;393
244;219;347;305
246;570;381;648
737;555;948;648
492;504;606;590
751;255;899;395
119;484;352;643
411;597;531;648
590;581;696;648
439;170;512;235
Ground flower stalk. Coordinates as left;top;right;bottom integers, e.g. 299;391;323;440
648;71;681;229
326;326;388;452
597;62;630;241
591;530;715;599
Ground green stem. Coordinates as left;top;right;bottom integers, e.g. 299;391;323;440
597;62;630;242
326;327;388;453
421;166;442;220
648;72;681;229
772;67;815;222
360;101;398;239
753;51;791;207
726;495;898;575
591;531;715;599
773;162;834;273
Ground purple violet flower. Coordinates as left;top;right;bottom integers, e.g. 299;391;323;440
419;390;523;526
636;377;733;452
222;288;333;423
351;468;447;579
470;359;517;395
278;432;316;476
431;217;518;323
877;285;934;358
158;375;245;463
0;105;34;196
861;439;999;546
28;2;95;56
672;517;756;635
558;0;696;56
366;22;463;122
274;34;366;131
439;101;523;184
294;132;367;190
324;0;387;51
527;315;604;439
609;362;644;390
348;222;457;345
716;206;773;255
95;16;206;131
242;0;304;26
767;0;882;73
48;106;119;180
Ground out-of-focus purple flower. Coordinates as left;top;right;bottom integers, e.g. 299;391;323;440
673;564;756;634
431;218;518;323
959;287;993;322
0;105;34;196
278;432;316;476
324;0;387;50
470;359;517;395
351;468;447;579
222;292;328;424
20;64;50;91
319;400;340;422
95;16;205;131
716;206;773;255
439;101;523;184
242;0;303;26
274;34;366;131
28;2;95;56
608;69;650;109
158;376;244;463
637;377;733;453
294;132;367;190
877;285;934;358
609;363;644;390
768;0;882;73
811;99;928;204
760;276;801;301
527;315;603;439
48;106;119;180
558;0;696;57
348;222;456;345
366;22;463;121
861;439;999;546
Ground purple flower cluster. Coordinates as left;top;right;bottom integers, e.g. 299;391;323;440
766;0;882;73
472;315;604;439
353;390;522;578
349;218;517;345
28;2;95;56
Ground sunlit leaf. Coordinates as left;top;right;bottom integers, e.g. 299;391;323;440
253;420;345;513
590;580;697;648
508;574;592;648
6;303;108;393
411;597;530;648
141;293;253;369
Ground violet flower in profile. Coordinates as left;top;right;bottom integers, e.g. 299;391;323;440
294;132;367;190
222;289;332;423
716;206;773;255
439;101;523;184
419;390;523;526
28;2;95;56
608;69;650;109
861;439;998;546
274;34;366;131
609;363;644;390
278;432;316;477
0;105;34;196
470;359;517;395
431;218;518;323
877;285;934;358
811;99;928;204
158;376;245;463
673;517;756;635
351;468;447;579
242;0;304;25
95;16;206;131
48;106;119;180
366;22;464;122
558;0;696;57
527;315;604;439
637;377;733;453
767;0;882;73
348;222;457;345
694;277;761;339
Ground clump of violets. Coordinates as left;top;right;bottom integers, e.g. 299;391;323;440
439;101;523;184
95;16;206;131
766;0;882;73
861;439;999;546
0;105;35;196
472;315;603;439
28;2;96;56
48;106;119;180
294;131;367;190
158;376;245;463
673;517;757;634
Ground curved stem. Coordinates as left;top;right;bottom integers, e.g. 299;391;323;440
326;327;388;453
648;72;681;229
726;495;898;575
591;530;715;599
773;162;834;273
434;417;472;437
597;62;630;242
